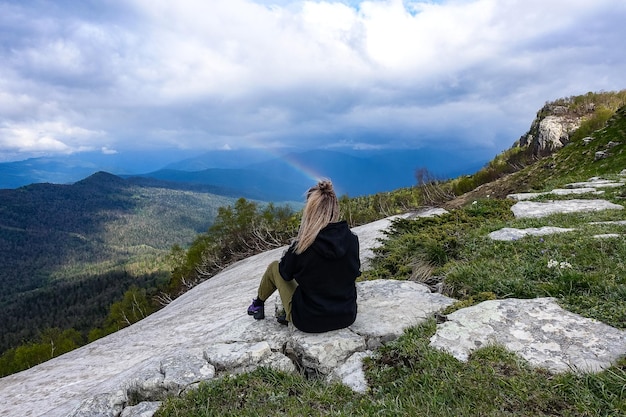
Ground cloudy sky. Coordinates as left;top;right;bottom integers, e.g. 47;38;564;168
1;0;625;163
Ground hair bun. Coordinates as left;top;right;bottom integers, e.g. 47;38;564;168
317;180;333;194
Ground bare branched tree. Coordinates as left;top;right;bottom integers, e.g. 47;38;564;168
415;167;455;205
155;292;173;306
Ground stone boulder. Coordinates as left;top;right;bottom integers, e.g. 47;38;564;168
430;298;626;373
120;402;161;417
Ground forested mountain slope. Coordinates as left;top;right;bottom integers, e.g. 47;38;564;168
0;172;235;353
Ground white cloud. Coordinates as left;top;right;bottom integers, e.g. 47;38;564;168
0;120;105;155
101;147;118;155
0;0;625;161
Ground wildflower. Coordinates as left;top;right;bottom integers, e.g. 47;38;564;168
547;259;572;269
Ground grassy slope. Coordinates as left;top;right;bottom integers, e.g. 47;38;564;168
155;105;626;416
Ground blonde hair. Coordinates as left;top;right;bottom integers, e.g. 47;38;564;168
294;179;340;254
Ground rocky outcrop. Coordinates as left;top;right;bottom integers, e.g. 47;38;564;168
518;103;589;154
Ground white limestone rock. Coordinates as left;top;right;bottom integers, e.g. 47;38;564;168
125;362;166;402
550;188;604;196
565;178;624;189
120;402;161;417
595;151;609;160
210;310;291;351
350;280;455;348
204;341;273;372
327;350;372;393
536;115;578;150
488;227;575;241
160;353;216;393
507;192;544;201
67;390;127;417
593;234;621;239
286;328;366;377
122;353;216;402
510;199;624;218
430;298;626;373
204;340;296;375
409;207;449;218
508;188;603;201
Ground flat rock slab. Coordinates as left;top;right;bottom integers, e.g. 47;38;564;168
488;226;575;241
121;402;161;417
565;178;625;189
511;199;624;218
0;213;448;417
590;220;626;226
350;279;455;347
593;233;622;239
508;188;603;201
430;298;626;373
407;207;449;218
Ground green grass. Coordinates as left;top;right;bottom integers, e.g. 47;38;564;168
155;322;626;417
155;102;626;416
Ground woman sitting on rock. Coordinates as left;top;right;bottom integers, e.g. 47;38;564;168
247;179;361;333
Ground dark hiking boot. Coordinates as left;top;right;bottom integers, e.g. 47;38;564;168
247;298;265;320
276;309;288;325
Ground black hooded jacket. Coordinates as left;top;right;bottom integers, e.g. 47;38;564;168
279;221;360;333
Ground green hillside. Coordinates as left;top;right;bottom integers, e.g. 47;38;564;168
155;95;626;416
0;172;236;354
446;91;626;205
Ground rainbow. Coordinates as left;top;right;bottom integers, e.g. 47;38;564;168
279;152;325;183
245;145;325;184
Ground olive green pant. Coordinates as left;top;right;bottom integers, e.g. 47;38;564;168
258;261;298;322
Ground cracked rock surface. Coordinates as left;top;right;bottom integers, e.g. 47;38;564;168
430;298;626;373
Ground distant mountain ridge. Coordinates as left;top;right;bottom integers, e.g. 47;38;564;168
132;148;486;200
0;149;199;189
133;168;308;202
0;148;487;198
